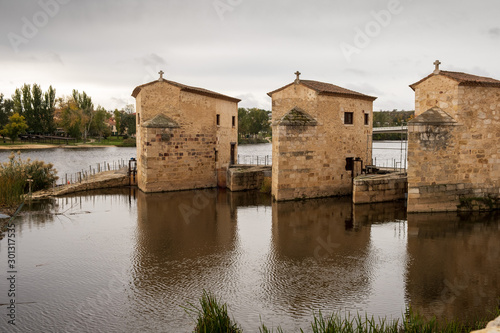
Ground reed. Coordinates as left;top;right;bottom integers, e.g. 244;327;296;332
185;290;242;333
188;292;499;333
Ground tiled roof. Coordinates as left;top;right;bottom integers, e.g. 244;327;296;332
409;107;458;125
267;80;377;101
410;71;500;90
132;79;241;103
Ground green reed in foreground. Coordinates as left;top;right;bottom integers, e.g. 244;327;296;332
184;290;242;333
188;291;498;333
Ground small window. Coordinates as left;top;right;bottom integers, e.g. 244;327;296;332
215;150;218;162
232;116;236;128
216;114;220;126
344;112;353;125
345;157;354;171
137;113;140;124
364;113;369;125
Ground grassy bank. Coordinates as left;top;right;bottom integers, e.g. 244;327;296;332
0;136;136;148
187;291;498;333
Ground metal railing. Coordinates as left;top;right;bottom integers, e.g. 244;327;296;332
237;155;272;166
59;159;129;185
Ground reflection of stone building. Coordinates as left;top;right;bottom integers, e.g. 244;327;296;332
268;197;407;313
406;212;500;321
268;72;376;201
408;62;500;212
132;72;240;193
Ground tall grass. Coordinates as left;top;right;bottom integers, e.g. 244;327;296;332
0;172;24;206
188;292;498;333
185;290;242;333
0;151;58;207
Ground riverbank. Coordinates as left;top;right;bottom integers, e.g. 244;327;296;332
0;143;114;150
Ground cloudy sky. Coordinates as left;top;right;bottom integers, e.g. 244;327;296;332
1;0;499;112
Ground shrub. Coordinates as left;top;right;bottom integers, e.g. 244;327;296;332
0;152;58;206
119;138;136;147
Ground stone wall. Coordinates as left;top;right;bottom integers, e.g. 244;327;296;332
227;165;271;192
353;173;407;204
408;75;500;213
271;84;373;201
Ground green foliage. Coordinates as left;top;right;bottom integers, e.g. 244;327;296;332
72;89;94;142
185;290;242;333
238;107;271;139
89;106;111;139
0;113;28;142
114;109;136;136
0;152;58;206
11;84;56;134
373;110;414;140
0;94;14;131
119;137;136;147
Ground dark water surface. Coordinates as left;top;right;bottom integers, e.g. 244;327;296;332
1;189;499;332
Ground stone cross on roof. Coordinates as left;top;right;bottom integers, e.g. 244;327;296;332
158;70;164;81
433;60;441;74
294;71;301;84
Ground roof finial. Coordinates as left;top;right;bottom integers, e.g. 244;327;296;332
433;60;441;74
294;71;301;84
158;70;164;81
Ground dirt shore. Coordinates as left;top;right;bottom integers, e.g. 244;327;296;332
0;144;113;150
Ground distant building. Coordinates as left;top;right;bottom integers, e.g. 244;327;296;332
407;61;500;212
268;72;376;201
132;71;240;193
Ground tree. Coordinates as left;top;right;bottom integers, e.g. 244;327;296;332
113;109;136;136
121;112;136;136
58;95;84;140
10;84;56;134
72;90;94;142
42;85;56;134
0;94;14;131
238;107;271;137
113;109;121;135
0;113;28;142
89;106;111;140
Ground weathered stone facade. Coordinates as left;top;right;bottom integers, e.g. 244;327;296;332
269;75;376;201
132;74;239;193
353;172;407;204
407;66;500;212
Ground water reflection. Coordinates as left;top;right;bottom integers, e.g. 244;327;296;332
1;190;499;332
406;212;500;322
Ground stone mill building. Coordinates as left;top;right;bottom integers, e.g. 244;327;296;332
132;71;240;193
407;61;500;212
269;72;377;201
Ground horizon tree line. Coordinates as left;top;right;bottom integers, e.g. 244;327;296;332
0;84;136;142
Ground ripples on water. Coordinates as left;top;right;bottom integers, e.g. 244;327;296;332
1;188;499;332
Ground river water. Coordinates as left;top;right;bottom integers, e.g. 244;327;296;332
0;141;406;181
1;143;499;332
1;188;499;332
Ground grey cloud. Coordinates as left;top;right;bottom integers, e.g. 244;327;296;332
489;27;500;38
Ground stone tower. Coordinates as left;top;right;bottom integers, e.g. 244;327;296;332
408;61;500;212
132;72;240;193
268;72;376;201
